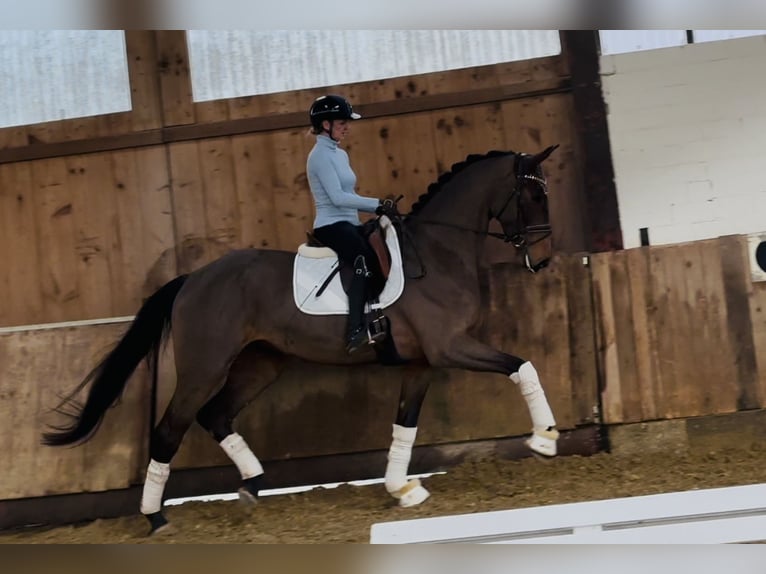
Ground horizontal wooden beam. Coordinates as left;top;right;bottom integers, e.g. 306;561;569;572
0;426;600;530
0;77;571;165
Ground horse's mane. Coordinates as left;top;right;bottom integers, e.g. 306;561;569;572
408;150;515;216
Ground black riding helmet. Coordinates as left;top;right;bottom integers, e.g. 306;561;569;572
309;95;361;132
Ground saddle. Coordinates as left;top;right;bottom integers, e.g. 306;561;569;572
292;215;405;317
305;219;392;299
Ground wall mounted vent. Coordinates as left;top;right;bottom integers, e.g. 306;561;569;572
747;232;766;282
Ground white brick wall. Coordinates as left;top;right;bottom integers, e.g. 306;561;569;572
601;35;766;248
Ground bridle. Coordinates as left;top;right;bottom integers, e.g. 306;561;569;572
403;153;552;274
489;155;552;272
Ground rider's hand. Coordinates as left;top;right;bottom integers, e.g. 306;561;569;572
375;198;398;217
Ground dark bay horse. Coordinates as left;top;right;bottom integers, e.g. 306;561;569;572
43;145;561;534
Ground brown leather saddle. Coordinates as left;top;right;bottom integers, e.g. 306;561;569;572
306;219;392;299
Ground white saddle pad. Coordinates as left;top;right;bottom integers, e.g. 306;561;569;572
292;217;405;315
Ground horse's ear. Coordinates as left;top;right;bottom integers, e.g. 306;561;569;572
530;144;560;166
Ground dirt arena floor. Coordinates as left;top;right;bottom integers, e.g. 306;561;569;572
2;441;766;544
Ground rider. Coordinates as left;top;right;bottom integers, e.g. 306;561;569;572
306;94;396;354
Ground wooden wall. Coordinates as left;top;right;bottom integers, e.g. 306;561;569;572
0;147;175;326
0;31;586;328
0;321;151;499
593;235;766;423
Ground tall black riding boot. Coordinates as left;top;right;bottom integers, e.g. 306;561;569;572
346;255;371;354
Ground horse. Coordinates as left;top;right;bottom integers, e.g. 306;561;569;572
42;144;561;535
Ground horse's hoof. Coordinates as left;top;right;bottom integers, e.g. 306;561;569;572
399;484;430;507
144;511;171;536
525;428;560;457
149;522;174;537
391;479;431;508
238;486;258;505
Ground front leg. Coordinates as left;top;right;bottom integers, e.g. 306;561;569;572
431;336;559;457
384;368;432;507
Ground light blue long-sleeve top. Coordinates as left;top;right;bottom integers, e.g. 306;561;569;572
307;134;379;228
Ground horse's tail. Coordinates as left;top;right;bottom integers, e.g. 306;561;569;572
41;274;189;447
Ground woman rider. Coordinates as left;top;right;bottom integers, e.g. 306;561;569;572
306;94;395;353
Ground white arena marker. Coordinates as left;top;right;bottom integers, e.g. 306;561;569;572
370;482;766;544
164;472;445;506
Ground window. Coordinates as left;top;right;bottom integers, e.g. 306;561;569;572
693;30;766;43
187;30;561;102
599;29;766;55
599;30;687;55
0;30;131;129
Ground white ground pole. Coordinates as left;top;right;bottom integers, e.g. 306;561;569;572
370;482;766;544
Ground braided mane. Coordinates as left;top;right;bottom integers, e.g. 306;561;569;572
408;150;515;216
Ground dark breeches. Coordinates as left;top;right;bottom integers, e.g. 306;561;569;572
313;221;378;272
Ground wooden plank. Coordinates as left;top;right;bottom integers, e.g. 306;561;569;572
195;99;231;124
106;146;175;312
344;113;402;211
0;80;572;165
625;246;660;421
536;258;576;427
389;111;439;214
0;323;150;499
719;235;761;409
30;158;83;322
0;125;28;150
687;240;736;414
0;131;163;165
155;30;195;127
591;251;623;423
673;241;707;416
167;142;214;273
699;240;742;412
749;281;766;406
230;133;280;250
561;254;599;426
107;149;148;313
198;138;241;252
267;130;314;251
607;250;642;423
0;162;44;327
134;146;177;297
648;245;684;419
66;154;117;319
125;31;163;132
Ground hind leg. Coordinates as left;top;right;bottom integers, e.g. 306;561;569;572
196;345;286;504
140;335;243;534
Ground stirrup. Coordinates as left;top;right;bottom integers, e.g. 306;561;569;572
367;312;387;344
346;327;370;354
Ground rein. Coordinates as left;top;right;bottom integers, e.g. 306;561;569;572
400;169;552;274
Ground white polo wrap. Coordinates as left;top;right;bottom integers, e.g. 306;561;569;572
510;361;556;430
140;459;170;515
384;424;417;494
220;432;264;479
